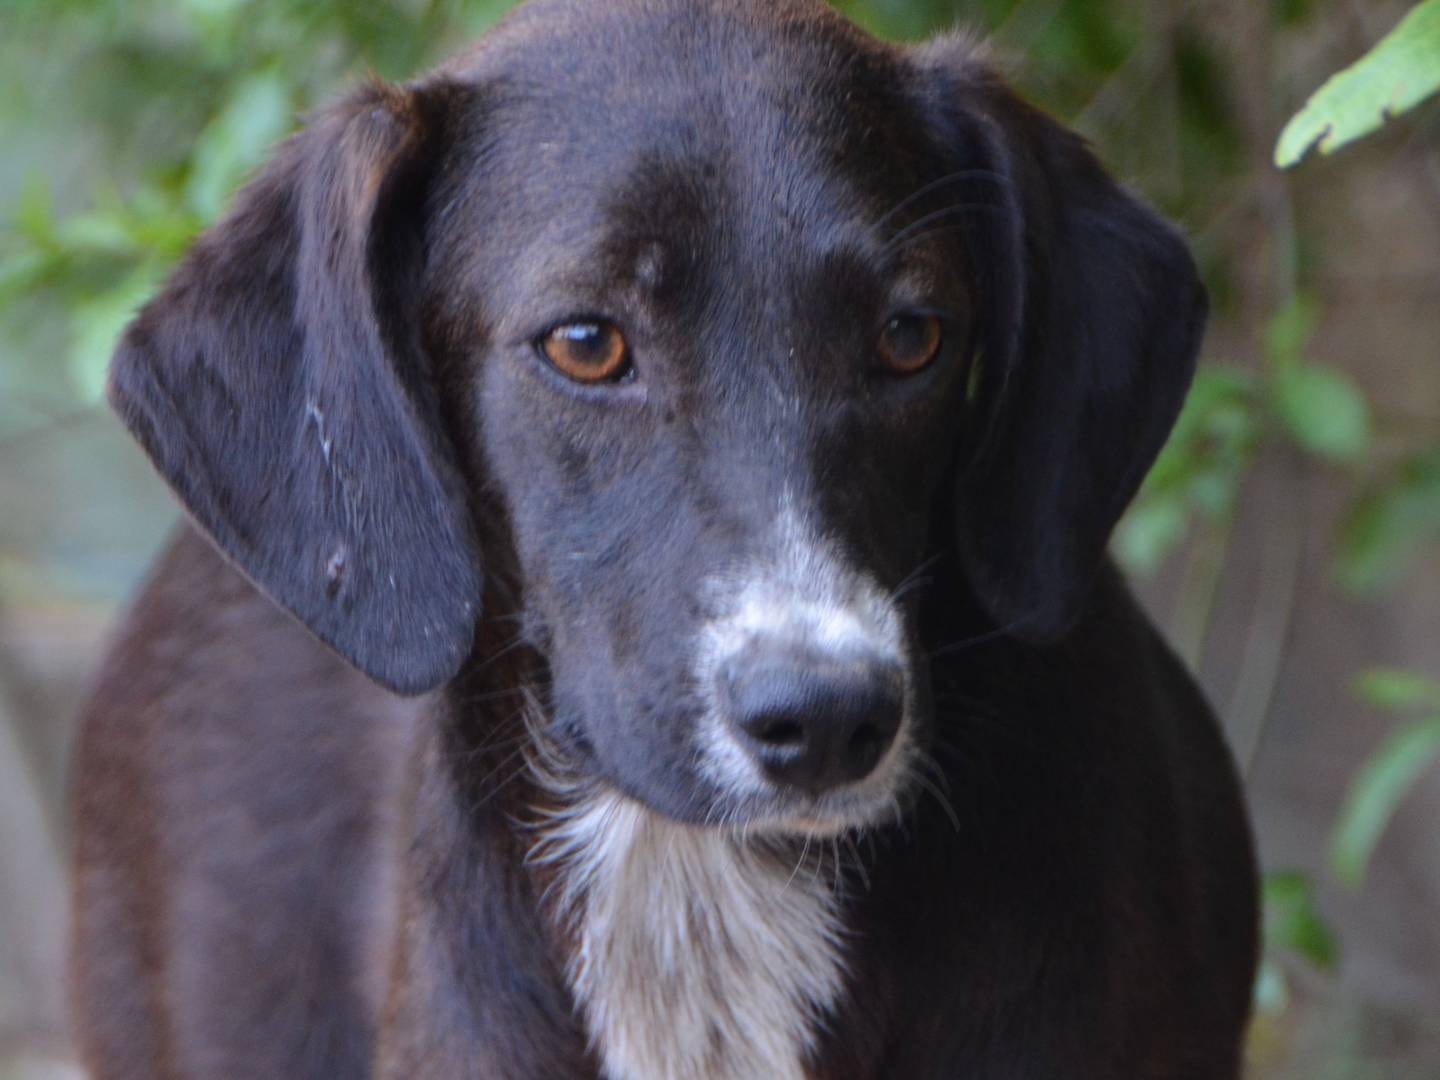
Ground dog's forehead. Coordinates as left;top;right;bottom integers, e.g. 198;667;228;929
447;0;896;92
439;0;948;317
457;1;916;180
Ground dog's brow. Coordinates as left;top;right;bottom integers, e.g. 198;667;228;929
634;243;665;292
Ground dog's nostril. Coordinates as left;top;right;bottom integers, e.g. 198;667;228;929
847;722;889;773
753;717;807;747
723;652;904;795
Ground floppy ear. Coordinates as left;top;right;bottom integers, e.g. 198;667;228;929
917;48;1205;641
108;79;480;695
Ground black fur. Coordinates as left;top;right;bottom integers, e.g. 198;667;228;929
72;2;1258;1077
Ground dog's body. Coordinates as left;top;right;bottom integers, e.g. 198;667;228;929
76;529;1255;1079
71;2;1259;1077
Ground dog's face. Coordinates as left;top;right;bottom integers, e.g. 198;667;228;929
430;7;986;828
107;0;1204;833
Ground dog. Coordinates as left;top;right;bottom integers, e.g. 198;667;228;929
69;0;1259;1076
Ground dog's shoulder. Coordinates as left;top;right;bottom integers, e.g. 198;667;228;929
72;525;421;1075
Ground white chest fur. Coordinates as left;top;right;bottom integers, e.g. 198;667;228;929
531;790;848;1080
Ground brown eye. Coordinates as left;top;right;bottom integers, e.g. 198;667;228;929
876;314;942;375
540;321;630;383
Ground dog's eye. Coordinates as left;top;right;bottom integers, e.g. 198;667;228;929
539;321;631;383
876;314;942;375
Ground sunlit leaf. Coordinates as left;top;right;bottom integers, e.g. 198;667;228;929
460;0;523;37
67;271;159;402
55;210;139;255
185;69;294;220
1271;364;1371;463
1275;0;1440;166
1330;716;1440;887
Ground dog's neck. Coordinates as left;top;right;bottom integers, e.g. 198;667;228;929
524;757;851;1080
439;613;856;1080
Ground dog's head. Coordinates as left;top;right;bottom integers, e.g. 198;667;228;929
108;0;1203;833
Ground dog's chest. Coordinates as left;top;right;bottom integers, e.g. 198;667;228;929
533;791;848;1080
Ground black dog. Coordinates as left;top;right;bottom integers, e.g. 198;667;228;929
71;1;1259;1076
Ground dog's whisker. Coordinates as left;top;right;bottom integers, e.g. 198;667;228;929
808;840;826;889
884;220;1006;259
888;551;946;605
882;202;1007;254
844;834;870;892
468;742;531;800
913;748;954;799
469;632;533;674
925;615;1032;659
873;167;1013;231
458;728;533;767
456;680;547;707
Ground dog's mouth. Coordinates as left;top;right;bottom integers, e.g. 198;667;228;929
706;729;921;837
520;672;922;840
524;705;921;841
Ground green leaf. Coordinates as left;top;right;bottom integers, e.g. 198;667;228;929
1113;496;1188;574
185;69;294;220
0;248;48;305
1271;364;1371;463
12;173;56;246
1337;447;1440;591
1115;365;1258;574
1275;0;1440;167
1261;870;1338;970
55;210;140;256
1339;492;1411;592
67;271;160;402
1330;716;1440;887
1355;667;1440;711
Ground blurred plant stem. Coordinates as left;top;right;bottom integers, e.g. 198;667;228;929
0;608;66;854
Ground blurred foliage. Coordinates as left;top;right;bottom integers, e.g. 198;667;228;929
0;0;509;428
1;0;1439;1071
1115;293;1377;574
1257;870;1338;1015
1331;669;1440;887
1339;446;1440;592
1111;0;1440;1032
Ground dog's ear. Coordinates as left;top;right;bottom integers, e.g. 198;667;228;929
916;47;1205;641
108;79;480;695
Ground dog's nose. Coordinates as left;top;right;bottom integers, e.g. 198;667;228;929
721;649;904;794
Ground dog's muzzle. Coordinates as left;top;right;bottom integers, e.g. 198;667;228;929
717;641;904;795
692;504;915;829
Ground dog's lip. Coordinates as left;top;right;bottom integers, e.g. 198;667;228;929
561;770;904;838
738;785;910;837
681;765;914;837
